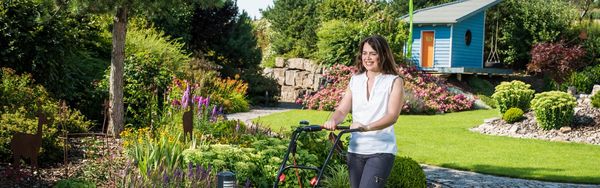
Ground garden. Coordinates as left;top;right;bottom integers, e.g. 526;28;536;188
1;0;600;187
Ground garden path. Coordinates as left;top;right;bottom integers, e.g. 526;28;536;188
227;106;600;188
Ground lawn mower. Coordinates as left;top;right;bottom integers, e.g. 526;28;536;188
273;120;361;188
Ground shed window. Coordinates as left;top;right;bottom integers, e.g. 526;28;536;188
465;30;472;46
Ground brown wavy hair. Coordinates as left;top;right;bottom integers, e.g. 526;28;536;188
354;35;400;75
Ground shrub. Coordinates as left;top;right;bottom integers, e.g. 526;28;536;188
202;75;250;113
316;19;364;66
492;80;535;114
531;91;577;130
527;41;587;84
385;156;426;188
558;64;600;94
592;92;600;108
0;68;91;164
503;108;524;123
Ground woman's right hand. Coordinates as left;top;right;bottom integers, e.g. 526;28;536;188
322;120;337;130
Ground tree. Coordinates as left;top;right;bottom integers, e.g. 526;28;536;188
263;0;320;58
486;0;578;69
70;0;221;137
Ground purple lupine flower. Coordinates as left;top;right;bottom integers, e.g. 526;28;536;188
204;96;210;107
187;162;194;179
196;164;202;179
196;96;204;110
163;172;170;185
181;84;190;109
218;106;223;115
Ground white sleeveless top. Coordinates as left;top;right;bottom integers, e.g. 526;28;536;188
348;73;398;155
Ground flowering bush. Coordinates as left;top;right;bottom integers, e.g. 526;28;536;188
202;75;250;113
298;64;356;111
298;64;474;113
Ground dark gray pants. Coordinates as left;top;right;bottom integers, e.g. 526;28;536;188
347;152;395;188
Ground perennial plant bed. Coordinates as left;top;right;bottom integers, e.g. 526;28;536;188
471;95;600;145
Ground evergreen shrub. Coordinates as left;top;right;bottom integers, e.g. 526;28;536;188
503;107;524;123
385;156;426;188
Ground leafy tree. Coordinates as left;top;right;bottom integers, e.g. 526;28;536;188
486;0;578;69
217;11;262;76
190;0;237;52
263;0;320;58
317;0;372;22
69;0;221;137
190;1;260;77
0;0;111;123
316;20;364;66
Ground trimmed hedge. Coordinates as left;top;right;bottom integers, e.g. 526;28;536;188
386;156;426;188
503;107;524;123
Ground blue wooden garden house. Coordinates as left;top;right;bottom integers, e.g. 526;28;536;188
402;0;511;76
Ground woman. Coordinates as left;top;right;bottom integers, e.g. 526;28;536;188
323;35;405;187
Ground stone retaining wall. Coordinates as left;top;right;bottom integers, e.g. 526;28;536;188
263;57;324;102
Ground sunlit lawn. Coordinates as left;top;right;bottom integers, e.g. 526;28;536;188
255;109;600;184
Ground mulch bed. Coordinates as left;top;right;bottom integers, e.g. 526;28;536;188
0;135;124;188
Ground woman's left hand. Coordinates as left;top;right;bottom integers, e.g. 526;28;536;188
350;122;368;132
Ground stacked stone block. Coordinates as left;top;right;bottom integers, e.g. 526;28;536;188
263;57;323;102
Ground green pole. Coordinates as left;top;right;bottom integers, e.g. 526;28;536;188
407;0;414;59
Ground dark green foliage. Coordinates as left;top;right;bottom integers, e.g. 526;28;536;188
592;92;600;108
189;1;262;78
241;69;281;106
531;91;577;130
263;0;320;58
503;107;524;123
0;0;111;124
190;0;237;52
385;156;426;188
216;11;262;77
486;0;577;69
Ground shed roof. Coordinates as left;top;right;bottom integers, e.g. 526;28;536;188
401;0;502;24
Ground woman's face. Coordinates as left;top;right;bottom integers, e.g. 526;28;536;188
361;43;381;72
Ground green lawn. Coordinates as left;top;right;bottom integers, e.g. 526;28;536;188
254;109;600;184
